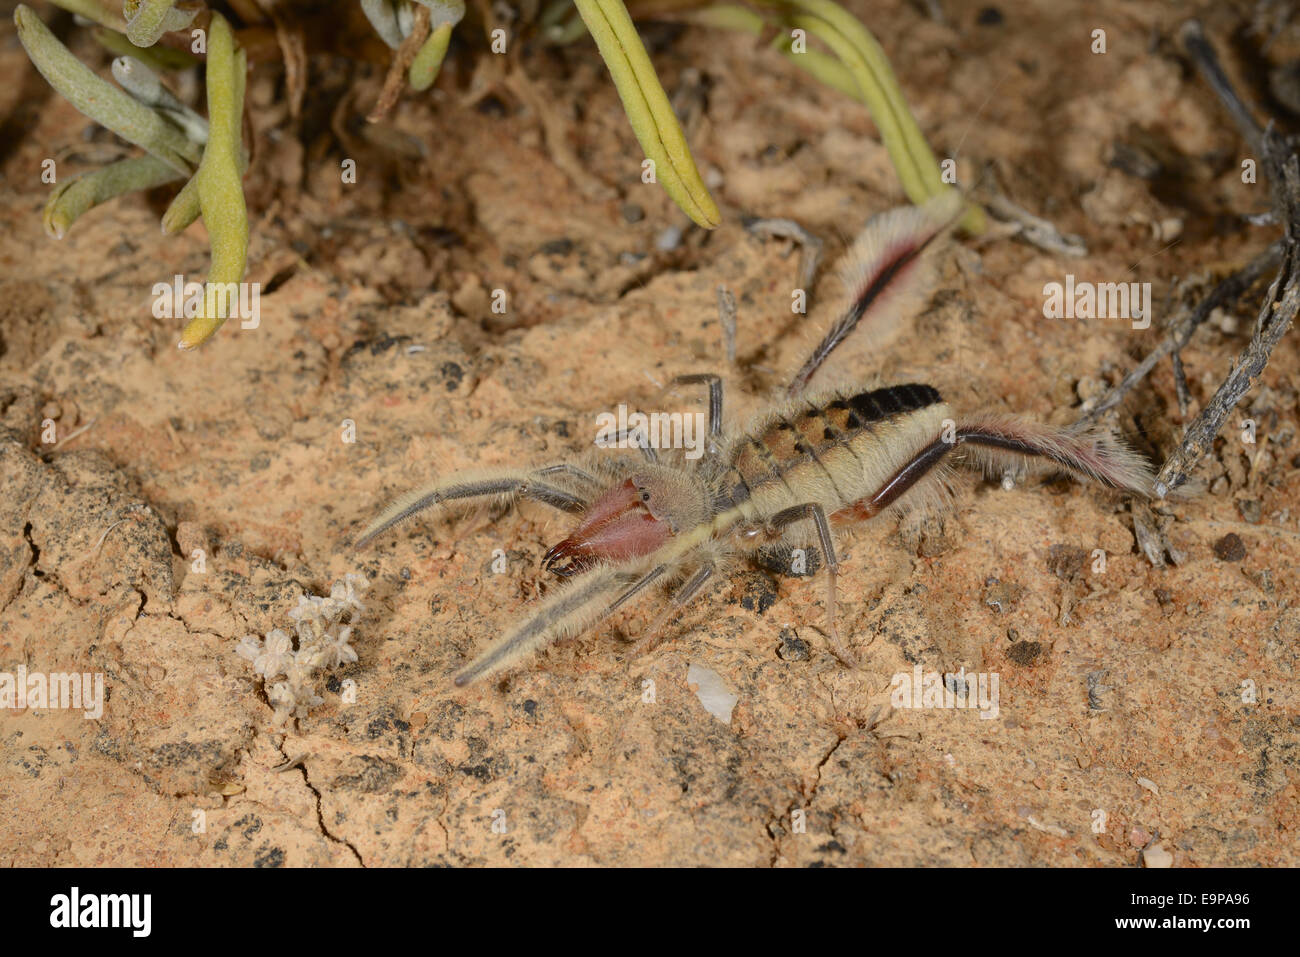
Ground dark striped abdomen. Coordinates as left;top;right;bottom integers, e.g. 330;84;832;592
721;383;945;513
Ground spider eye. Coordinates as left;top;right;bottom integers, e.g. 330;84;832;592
641;490;651;502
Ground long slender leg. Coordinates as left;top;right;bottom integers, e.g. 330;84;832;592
954;416;1153;494
836;419;1150;515
770;503;856;667
668;373;723;447
453;566;631;686
355;468;589;549
787;193;962;395
602;428;659;463
454;561;675;686
628;563;716;659
835;416;1147;527
534;463;602;492
607;564;667;614
777;438;961;664
834;437;953;522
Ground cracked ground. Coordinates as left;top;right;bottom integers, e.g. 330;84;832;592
1;0;1298;866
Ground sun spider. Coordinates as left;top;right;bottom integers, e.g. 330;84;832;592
355;193;1154;686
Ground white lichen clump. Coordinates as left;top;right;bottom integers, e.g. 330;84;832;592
236;573;369;729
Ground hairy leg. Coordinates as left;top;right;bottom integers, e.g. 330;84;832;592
834;415;1151;527
769;502;857;667
954;415;1154;494
602;428;660;463
453;563;667;686
608;564;668;613
533;463;602;493
668;373;723;451
355;465;592;549
833;437;953;522
628;563;716;659
788;192;963;394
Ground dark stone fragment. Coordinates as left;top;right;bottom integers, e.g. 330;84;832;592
1213;533;1246;562
1007;641;1043;666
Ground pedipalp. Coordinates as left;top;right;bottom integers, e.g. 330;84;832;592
353;465;595;550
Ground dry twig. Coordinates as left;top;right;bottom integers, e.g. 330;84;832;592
1149;21;1300;496
1074;20;1299;500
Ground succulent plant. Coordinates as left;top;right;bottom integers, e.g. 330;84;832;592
16;0;981;350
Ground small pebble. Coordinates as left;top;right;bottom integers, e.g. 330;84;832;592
777;627;810;661
1046;544;1088;581
539;238;574;256
1213;533;1246;562
1209;306;1235;334
655;226;683;252
1142;842;1173;868
686;663;738;723
1109;141;1161;179
1157;217;1184;241
1075;377;1105;404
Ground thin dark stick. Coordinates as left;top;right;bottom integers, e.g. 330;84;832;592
1155;160;1300;496
1148;22;1300;496
1078;20;1299;501
1074;240;1283;427
367;4;430;123
717;285;737;363
1172;350;1190;416
1179;20;1264;155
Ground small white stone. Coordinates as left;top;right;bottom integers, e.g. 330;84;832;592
655;226;683;252
686;664;738;724
1142;842;1173;868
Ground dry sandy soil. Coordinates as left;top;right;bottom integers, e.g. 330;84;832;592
0;0;1296;866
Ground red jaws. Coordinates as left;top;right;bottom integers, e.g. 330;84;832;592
543;479;670;577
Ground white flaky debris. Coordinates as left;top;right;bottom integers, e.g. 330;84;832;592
687;663;738;724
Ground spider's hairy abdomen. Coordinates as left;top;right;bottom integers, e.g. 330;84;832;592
716;383;951;525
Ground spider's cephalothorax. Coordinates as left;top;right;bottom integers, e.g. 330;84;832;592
355;193;1155;686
